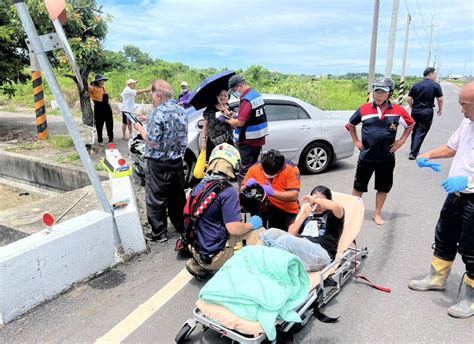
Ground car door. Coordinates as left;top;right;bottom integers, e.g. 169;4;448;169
263;102;315;162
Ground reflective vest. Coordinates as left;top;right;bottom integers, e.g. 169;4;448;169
234;89;268;143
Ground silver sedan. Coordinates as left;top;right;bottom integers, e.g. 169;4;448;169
184;94;354;182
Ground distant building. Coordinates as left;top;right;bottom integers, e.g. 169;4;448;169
449;74;465;80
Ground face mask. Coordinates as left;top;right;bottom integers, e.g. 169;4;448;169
264;172;277;179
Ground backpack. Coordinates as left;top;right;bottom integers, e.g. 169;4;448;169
175;179;232;254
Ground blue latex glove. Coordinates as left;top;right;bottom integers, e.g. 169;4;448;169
249;215;263;230
245;177;258;188
442;176;469;193
218;115;227;123
416;158;442;172
262;182;275;197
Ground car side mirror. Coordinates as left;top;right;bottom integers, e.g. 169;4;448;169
196;119;205;129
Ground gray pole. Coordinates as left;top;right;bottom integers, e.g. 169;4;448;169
368;0;380;101
13;1;123;251
398;14;411;104
385;0;400;78
426;17;434;67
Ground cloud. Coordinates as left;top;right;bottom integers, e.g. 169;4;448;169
98;0;474;75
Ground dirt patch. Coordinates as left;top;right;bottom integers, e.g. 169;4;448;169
0;127;36;142
0;184;45;211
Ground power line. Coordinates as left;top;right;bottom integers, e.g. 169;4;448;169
415;0;430;38
403;0;429;51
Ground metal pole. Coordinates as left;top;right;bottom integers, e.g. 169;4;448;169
398;14;411;104
13;1;123;251
426;17;434;67
385;0;400;78
368;0;380;102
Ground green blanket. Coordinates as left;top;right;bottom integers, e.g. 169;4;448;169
199;245;310;340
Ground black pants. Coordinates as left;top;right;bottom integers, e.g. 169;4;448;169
237;144;262;187
146;158;186;237
261;203;297;232
434;193;474;279
244;199;296;232
410;108;433;157
94;98;114;142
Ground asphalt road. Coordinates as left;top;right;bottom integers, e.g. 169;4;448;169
1;82;472;343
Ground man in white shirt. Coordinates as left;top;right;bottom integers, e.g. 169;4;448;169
409;82;474;319
120;79;149;140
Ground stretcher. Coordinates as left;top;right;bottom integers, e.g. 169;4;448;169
176;192;368;343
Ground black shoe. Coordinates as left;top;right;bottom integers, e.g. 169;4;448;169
144;232;168;243
108;138;114;143
185;260;212;281
408;154;416;160
98;138;103;143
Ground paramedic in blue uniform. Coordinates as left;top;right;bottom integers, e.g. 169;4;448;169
134;79;188;243
221;75;268;187
407;67;444;160
409;81;474;319
345;77;415;225
185;143;263;280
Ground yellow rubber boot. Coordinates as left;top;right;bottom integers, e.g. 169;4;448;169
448;275;474;318
408;256;453;291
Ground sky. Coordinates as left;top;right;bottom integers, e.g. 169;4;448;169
98;0;474;77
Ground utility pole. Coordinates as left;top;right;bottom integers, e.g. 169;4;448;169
368;0;380;102
398;14;411;104
385;0;400;78
426;17;438;67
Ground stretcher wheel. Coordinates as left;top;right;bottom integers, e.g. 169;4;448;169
175;320;195;343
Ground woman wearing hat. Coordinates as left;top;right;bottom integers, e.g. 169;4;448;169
120;79;149;140
89;74;114;143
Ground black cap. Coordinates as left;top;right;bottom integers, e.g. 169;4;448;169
228;75;245;91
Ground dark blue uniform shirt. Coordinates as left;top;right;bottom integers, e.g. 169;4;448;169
408;78;443;110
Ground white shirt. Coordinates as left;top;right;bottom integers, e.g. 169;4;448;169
121;86;138;113
447;118;474;193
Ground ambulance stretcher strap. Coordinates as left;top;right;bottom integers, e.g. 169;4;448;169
352;240;392;293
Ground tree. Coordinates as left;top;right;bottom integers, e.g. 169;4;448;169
122;45;153;65
6;0;111;126
0;1;30;97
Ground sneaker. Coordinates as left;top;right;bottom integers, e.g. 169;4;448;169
108;139;114;143
408;154;417;160
144;231;168;243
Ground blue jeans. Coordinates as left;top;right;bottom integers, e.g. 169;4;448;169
261;228;331;272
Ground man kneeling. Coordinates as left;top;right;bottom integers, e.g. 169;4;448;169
185;143;263;280
261;185;344;271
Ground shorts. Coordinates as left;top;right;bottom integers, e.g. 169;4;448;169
122;112;131;125
353;159;395;193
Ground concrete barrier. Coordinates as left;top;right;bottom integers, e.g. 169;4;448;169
0;150;107;192
0;210;116;324
109;177;146;256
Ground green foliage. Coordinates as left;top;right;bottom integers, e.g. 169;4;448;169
0;1;30;96
48;135;74;150
122;45;153;65
57;152;80;163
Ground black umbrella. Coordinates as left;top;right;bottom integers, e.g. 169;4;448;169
188;70;236;110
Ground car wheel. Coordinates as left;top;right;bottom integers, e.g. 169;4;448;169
300;142;333;174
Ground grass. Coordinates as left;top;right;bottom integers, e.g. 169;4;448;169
4;141;43;152
48;135;74;150
56;152;80;163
